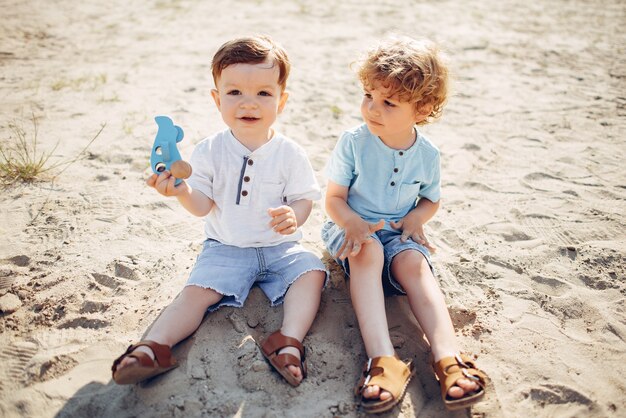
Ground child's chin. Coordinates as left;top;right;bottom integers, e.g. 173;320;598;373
366;124;381;135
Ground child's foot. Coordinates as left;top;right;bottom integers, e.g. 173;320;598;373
114;345;154;372
259;330;308;387
362;376;479;401
278;346;304;383
111;341;178;384
432;354;488;410
356;356;414;413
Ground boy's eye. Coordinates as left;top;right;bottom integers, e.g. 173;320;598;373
364;93;372;99
384;100;396;107
258;91;272;97
227;90;241;95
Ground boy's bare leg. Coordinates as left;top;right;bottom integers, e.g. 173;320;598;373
115;286;223;371
392;250;480;398
279;270;326;382
348;242;396;401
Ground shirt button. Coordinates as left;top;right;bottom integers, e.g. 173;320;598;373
247;159;254;166
399;151;404;156
390;181;396;186
393;168;398;173
241;190;248;196
243;176;250;182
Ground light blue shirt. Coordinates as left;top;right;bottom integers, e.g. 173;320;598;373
326;124;441;230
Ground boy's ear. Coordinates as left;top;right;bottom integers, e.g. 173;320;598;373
211;89;221;110
415;103;433;122
277;91;289;114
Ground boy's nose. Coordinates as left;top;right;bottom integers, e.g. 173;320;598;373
240;97;258;109
368;102;381;115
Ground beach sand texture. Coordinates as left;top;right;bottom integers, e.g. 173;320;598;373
1;0;625;417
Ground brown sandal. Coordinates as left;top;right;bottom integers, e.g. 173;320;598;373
355;355;414;414
259;330;307;387
433;353;487;410
111;340;178;384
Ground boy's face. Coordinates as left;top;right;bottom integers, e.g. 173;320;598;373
211;60;288;143
360;80;429;145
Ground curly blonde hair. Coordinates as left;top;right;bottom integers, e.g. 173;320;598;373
358;36;449;124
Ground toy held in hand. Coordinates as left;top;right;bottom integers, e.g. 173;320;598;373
150;116;192;186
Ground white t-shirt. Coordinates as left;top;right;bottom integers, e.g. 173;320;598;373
186;129;321;247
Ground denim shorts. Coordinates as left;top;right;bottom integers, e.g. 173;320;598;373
186;239;328;312
321;221;434;295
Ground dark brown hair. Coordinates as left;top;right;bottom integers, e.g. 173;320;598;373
211;35;290;91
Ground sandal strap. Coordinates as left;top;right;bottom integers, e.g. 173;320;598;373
272;353;301;369
111;340;174;372
355;356;412;399
261;331;305;359
433;353;487;396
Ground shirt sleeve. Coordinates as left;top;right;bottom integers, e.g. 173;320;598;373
418;152;441;202
186;140;214;200
325;131;355;187
283;147;321;203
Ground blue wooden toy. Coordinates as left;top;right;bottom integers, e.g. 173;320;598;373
150;116;191;186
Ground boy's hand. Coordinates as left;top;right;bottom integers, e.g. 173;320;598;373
268;206;298;235
390;215;436;253
147;171;188;197
337;219;385;260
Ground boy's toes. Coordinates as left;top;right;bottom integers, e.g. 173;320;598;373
287;364;303;382
447;377;479;398
277;346;303;383
118;356;139;371
115;346;155;373
363;385;392;401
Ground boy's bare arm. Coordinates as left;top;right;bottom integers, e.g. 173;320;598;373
326;181;384;259
325;181;361;228
147;171;214;217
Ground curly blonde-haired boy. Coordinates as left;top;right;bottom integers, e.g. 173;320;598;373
322;36;488;413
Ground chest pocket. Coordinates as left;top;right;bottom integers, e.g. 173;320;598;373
260;180;286;208
396;181;421;210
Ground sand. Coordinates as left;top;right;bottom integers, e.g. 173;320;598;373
1;0;625;417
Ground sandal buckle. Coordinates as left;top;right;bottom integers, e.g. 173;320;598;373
455;354;469;369
462;369;480;381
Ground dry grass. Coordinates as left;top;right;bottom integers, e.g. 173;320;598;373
0;114;105;184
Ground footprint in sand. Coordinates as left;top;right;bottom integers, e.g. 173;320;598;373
0;341;38;392
528;383;596;409
57;317;110;329
530;275;571;297
80;185;127;222
517;214;615;246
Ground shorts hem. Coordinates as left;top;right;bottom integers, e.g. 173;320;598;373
184;283;242;312
269;268;329;307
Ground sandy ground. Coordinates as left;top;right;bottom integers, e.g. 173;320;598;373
1;0;625;417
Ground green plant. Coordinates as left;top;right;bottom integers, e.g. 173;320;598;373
330;105;343;119
0;114;105;184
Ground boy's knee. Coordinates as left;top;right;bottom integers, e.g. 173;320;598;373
392;250;430;278
350;241;384;264
299;269;326;289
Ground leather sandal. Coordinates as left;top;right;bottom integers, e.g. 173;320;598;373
259;330;307;387
111;340;178;384
355;355;414;414
432;353;487;410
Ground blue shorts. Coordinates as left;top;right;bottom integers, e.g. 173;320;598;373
321;221;434;295
186;239;328;312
